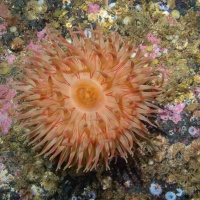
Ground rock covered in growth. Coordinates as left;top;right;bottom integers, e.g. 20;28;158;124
0;80;17;134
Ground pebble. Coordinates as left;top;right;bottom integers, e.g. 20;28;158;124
109;3;116;8
10;37;24;51
0;61;11;75
123;16;131;25
171;10;180;19
10;26;17;33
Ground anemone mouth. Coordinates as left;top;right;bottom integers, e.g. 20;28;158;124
71;79;105;112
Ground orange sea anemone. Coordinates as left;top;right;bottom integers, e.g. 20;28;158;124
16;27;161;172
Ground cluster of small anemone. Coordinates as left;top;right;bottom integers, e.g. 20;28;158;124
149;183;184;199
16;27;161;171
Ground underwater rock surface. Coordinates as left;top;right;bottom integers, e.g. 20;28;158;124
0;0;199;199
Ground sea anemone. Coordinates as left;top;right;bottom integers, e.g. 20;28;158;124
165;191;176;200
149;183;163;196
16;27;161;171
